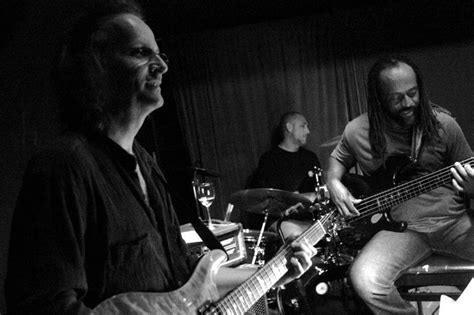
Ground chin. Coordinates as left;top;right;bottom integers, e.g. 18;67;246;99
155;98;165;108
140;94;164;109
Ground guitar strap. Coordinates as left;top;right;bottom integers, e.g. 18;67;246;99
411;126;423;163
411;103;452;163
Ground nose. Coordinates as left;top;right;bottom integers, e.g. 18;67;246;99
149;54;168;77
402;94;415;108
150;62;167;78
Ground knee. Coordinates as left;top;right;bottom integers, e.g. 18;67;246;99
349;260;385;299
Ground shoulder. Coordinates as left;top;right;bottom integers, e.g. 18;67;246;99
27;132;98;175
346;113;369;131
260;147;282;159
299;147;319;159
433;110;465;135
434;110;458;126
342;113;369;143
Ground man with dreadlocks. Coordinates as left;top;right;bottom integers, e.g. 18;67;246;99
326;55;474;314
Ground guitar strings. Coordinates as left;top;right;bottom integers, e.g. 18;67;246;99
215;211;335;314
346;158;474;224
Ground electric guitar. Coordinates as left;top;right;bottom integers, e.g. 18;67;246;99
92;210;336;314
338;155;474;249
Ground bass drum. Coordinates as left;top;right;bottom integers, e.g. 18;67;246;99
277;241;361;315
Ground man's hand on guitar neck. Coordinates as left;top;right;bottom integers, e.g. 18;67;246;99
451;161;474;198
215;237;316;296
273;236;317;287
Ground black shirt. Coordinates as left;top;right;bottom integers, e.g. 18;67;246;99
251;146;321;192
6;132;195;314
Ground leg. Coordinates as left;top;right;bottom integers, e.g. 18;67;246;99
350;230;431;315
431;213;474;261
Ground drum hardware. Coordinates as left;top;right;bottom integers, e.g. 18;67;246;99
252;213;269;265
229;188;313;264
275;211;357;314
308;166;331;206
242;229;279;266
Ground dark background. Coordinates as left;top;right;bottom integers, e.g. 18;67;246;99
1;0;474;313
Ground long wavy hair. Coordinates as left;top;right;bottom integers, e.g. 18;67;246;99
52;0;144;133
367;55;440;159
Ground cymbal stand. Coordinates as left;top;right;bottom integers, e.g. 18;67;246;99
251;209;269;265
313;166;329;203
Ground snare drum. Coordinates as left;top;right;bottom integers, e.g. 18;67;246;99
243;229;280;266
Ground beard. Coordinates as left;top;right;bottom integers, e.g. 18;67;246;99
387;105;419;128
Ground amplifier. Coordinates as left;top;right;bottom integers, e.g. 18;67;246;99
180;221;247;267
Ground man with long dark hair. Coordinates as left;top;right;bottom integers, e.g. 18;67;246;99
326;55;474;314
6;1;315;313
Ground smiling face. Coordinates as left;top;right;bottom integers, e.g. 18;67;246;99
99;14;168;114
379;62;419;128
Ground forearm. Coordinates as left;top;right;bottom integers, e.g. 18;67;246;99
326;157;347;188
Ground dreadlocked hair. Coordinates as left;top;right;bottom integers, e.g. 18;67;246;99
367;55;440;159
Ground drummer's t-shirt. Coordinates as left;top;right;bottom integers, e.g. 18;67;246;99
251;146;320;193
242;147;320;230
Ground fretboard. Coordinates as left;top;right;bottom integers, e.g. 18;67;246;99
348;157;474;224
214;210;335;314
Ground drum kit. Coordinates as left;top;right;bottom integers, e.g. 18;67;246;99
226;167;358;314
190;134;365;313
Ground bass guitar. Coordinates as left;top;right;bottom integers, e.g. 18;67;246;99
338;155;474;249
92;209;336;314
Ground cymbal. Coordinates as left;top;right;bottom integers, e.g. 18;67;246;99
320;135;341;148
229;188;312;217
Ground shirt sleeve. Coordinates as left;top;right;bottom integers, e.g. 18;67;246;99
6;149;91;314
330;126;357;170
441;113;473;163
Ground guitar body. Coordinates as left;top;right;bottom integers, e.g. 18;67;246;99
91;210;337;314
92;250;225;314
338;155;417;249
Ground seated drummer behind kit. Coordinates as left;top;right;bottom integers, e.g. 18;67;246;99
5;2;316;313
326;55;474;314
245;111;322;230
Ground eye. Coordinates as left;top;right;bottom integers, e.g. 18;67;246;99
130;47;153;58
158;52;169;65
387;94;404;105
406;87;418;98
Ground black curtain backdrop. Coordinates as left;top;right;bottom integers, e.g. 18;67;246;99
2;1;474;313
165;13;368;221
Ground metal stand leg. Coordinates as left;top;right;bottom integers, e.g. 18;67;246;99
252;211;269;265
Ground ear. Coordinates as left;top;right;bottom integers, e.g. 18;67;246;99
285;122;294;133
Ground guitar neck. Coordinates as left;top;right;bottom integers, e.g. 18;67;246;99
354;157;474;221
213;211;335;314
